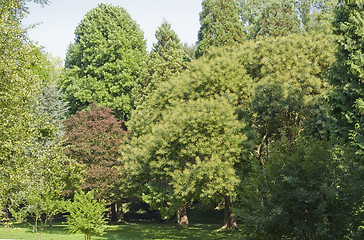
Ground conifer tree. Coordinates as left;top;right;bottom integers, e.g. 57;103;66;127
61;3;147;120
196;0;244;58
254;0;302;38
136;21;189;106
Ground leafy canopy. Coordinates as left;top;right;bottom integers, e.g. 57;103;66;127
61;3;147;120
64;103;125;202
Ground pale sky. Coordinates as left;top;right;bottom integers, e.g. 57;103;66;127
22;0;203;59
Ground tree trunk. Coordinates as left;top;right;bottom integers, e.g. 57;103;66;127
116;201;124;222
177;204;189;228
222;195;238;230
110;201;124;222
110;202;117;221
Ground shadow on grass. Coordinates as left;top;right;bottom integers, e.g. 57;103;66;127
1;222;242;240
95;222;242;240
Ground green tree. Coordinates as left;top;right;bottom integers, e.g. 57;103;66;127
237;136;354;239
124;97;247;227
254;0;302;38
135;21;190;107
66;190;107;240
7;142;80;239
329;0;364;145
237;34;336;162
1;3;82;237
196;0;244;58
328;1;364;237
238;0;338;36
1;0;48;211
64;103;126;220
61;3;147;120
124;47;254;228
33;54;68;139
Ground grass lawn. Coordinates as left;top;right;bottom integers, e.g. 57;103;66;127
0;222;243;240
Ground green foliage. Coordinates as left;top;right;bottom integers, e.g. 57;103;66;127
237;136;355;239
220;34;336;156
329;0;364;147
61;3;147;120
196;0;244;58
0;2;43;167
7;142;80;238
124;46;254;222
135;21;190;107
328;1;364;237
0;3;82;238
63;103;125;203
33;54;68;140
66;190;107;240
238;0;338;37
124;97;247;218
126;33;335;224
254;0;302;38
128;46;253;141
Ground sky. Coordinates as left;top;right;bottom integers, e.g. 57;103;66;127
22;0;203;59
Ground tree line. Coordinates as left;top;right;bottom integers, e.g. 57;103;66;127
1;0;363;239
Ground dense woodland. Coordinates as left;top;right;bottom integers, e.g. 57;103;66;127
0;0;363;239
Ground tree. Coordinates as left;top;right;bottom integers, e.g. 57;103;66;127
329;0;364;145
124;47;254;228
236;34;336;163
328;1;364;237
60;3;147;120
196;0;244;58
7;141;80;239
66;190;107;240
123;97;247;227
236;136;354;239
1;0;49;214
63;103;126;221
135;20;190;107
1;3;82;238
254;0;302;38
238;0;338;36
33;54;68;139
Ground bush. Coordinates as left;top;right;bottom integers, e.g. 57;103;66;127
66;190;107;240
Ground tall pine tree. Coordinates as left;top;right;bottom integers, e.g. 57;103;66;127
135;21;189;107
196;0;244;58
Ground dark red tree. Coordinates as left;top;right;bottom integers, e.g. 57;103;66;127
64;103;125;220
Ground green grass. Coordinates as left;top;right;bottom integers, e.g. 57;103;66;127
0;222;243;240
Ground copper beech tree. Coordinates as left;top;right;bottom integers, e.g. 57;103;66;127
64;103;126;221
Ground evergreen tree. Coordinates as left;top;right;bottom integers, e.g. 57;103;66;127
33;54;68;139
237;136;354;239
136;21;189;107
196;0;244;58
254;0;302;38
61;3;147;120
